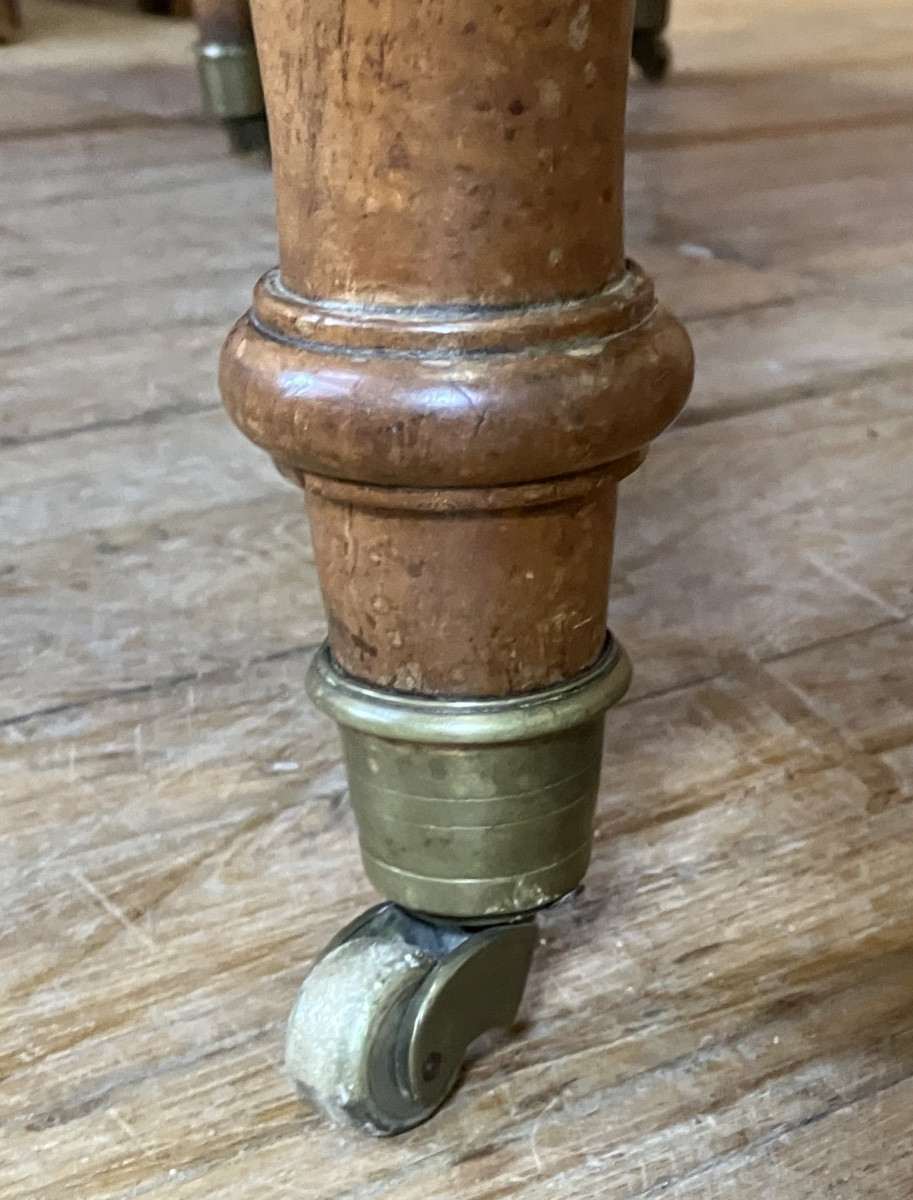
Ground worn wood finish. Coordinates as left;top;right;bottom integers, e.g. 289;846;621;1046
222;0;692;693
251;0;634;305
3;0;913;1195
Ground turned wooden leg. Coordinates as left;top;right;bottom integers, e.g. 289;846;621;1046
220;0;692;1134
190;0;267;152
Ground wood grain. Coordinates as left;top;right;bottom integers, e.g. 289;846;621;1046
2;0;913;1196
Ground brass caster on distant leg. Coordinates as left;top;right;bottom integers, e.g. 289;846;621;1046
195;41;269;154
285;904;537;1136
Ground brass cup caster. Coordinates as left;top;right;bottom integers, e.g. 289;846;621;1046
286;904;537;1135
195;41;269;154
285;636;631;1134
307;635;632;919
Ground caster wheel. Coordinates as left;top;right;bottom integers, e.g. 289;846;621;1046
223;115;270;156
632;31;672;82
285;904;537;1135
286;938;438;1134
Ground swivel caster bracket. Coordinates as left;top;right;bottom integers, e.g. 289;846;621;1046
285;904;537;1136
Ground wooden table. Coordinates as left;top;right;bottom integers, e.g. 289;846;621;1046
2;1;913;1196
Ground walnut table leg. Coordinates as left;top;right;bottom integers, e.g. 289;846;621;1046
220;0;693;1134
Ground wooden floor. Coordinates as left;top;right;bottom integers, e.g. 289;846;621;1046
3;1;913;1196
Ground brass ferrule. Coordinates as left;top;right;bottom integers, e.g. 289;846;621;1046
307;636;631;919
195;41;264;120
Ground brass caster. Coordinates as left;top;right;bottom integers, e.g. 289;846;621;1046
195;41;269;155
285;904;536;1135
306;636;631;919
